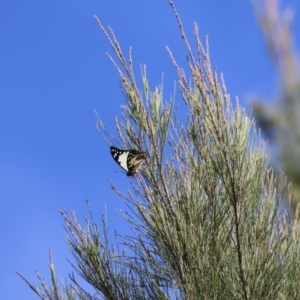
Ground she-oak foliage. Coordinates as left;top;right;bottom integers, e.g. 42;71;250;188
17;1;300;299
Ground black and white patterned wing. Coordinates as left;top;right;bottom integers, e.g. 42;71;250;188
110;146;130;172
110;146;146;176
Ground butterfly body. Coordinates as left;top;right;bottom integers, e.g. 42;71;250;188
110;146;147;176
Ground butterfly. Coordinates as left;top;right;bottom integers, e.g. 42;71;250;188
110;146;147;176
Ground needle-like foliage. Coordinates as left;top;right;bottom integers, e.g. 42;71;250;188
17;1;300;299
252;0;300;212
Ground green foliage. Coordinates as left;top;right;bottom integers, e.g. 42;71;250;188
252;0;300;211
16;249;80;300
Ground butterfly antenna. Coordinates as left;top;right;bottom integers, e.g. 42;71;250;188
114;170;125;175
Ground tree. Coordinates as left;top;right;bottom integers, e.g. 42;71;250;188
17;1;300;299
252;0;300;212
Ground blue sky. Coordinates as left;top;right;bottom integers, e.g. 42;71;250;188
1;1;299;299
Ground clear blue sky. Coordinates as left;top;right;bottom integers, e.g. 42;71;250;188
1;1;299;299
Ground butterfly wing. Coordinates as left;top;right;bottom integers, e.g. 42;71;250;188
110;146;130;172
126;150;147;176
110;146;146;176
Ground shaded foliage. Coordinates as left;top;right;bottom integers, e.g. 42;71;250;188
252;0;300;211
